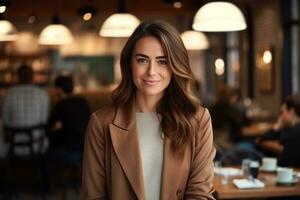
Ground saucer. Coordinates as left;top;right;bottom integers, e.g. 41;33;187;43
276;181;296;186
276;178;298;186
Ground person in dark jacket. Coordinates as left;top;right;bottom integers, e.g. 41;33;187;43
257;94;300;167
47;75;91;165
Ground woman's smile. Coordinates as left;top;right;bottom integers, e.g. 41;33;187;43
143;79;161;86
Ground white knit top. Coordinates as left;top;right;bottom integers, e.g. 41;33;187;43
136;112;164;200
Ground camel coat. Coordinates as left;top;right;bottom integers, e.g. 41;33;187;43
82;99;216;200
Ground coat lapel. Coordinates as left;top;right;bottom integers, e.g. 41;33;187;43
109;99;145;200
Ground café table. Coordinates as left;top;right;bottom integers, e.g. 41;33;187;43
213;168;300;199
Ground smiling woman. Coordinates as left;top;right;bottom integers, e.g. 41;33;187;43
82;20;216;200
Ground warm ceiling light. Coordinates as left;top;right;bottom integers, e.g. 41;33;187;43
78;6;96;21
193;2;247;32
28;14;36;24
181;30;209;50
0;19;17;41
83;13;92;21
99;0;140;37
0;6;6;13
0;0;10;13
263;50;272;64
173;2;182;9
38;16;73;45
215;58;225;75
99;13;140;37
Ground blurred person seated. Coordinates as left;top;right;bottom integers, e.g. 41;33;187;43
210;85;250;151
2;64;49;156
193;79;212;107
256;94;300;167
47;74;91;166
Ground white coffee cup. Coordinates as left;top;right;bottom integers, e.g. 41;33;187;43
277;167;293;183
262;157;277;171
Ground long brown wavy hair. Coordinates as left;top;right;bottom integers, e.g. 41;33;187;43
112;21;201;151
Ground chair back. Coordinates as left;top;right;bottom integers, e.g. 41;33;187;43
2;124;48;198
4;124;47;159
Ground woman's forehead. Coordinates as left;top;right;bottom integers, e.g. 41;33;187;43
132;36;166;56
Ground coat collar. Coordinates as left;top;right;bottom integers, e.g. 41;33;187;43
109;98;189;199
112;98;136;131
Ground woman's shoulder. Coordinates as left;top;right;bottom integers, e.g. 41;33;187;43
93;105;116;117
89;105;117;129
193;106;213;140
195;105;211;123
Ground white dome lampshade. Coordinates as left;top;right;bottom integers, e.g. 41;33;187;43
99;13;140;37
193;2;247;32
181;30;209;50
0;20;17;41
39;16;73;45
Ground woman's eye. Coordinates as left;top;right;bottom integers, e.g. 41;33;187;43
137;58;148;64
157;59;168;65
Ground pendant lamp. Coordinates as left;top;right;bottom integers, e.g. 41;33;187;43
99;0;140;37
39;15;73;45
0;13;17;41
181;30;209;50
0;19;17;41
193;2;247;32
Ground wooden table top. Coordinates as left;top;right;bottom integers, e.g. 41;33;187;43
213;169;300;199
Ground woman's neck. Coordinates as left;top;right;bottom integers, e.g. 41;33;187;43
135;93;162;112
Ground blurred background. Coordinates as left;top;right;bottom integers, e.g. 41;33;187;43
0;0;297;111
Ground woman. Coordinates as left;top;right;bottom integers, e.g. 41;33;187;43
83;21;216;200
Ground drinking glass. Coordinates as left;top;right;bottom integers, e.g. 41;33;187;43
242;159;251;177
214;160;222;174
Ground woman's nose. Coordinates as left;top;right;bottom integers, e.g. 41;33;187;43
147;61;157;75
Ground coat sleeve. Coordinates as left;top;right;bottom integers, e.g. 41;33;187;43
82;113;108;200
184;108;216;200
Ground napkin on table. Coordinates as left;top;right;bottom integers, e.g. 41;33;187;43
233;179;265;189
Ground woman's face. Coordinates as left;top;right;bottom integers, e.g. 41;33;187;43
131;36;172;99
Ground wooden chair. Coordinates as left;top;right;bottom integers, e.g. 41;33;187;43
2;124;47;200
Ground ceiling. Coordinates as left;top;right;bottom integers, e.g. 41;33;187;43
3;0;203;19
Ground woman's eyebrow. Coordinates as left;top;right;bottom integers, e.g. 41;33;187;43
134;54;166;59
134;53;148;58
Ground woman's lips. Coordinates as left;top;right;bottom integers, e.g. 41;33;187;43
143;79;160;86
